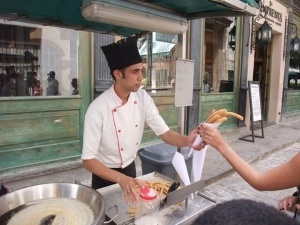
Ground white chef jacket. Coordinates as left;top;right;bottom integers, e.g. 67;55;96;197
82;85;169;168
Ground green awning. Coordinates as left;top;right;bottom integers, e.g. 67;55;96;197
140;0;259;19
0;0;259;36
0;0;139;36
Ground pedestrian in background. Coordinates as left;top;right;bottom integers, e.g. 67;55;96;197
71;78;79;95
0;72;7;94
46;70;60;96
1;72;28;96
33;80;43;96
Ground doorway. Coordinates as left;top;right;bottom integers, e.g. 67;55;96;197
253;45;271;121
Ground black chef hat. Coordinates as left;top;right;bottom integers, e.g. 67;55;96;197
101;36;142;73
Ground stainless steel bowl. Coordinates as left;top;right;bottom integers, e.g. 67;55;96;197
0;183;105;225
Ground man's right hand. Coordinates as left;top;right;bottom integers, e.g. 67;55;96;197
117;175;145;204
82;159;146;204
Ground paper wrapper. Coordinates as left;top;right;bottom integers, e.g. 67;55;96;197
172;152;191;186
172;152;194;198
189;122;221;183
192;146;207;182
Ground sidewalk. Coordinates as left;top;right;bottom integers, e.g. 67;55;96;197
135;119;300;186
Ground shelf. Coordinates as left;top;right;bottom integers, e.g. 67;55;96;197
0;51;38;63
0;53;34;64
0;40;40;49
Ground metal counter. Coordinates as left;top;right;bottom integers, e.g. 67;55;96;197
98;172;216;225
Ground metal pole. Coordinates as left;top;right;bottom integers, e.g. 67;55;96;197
281;9;293;119
146;33;153;90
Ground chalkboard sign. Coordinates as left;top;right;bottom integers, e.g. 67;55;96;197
174;59;194;107
249;81;262;122
239;81;264;142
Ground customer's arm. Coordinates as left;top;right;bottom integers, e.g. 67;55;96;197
199;123;300;191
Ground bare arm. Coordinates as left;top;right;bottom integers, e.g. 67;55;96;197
160;130;188;146
160;128;202;150
199;123;300;191
82;159;141;204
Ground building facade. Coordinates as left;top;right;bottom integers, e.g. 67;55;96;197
283;0;300;121
244;0;289;125
0;22;93;188
3;1;297;189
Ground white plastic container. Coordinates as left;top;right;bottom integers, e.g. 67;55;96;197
135;186;160;225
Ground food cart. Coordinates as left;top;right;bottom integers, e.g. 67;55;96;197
98;172;216;225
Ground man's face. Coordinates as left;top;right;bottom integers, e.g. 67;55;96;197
47;75;54;82
115;63;144;92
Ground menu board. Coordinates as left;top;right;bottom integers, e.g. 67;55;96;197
249;81;262;122
174;59;194;107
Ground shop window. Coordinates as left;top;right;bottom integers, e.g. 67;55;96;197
288;71;300;89
0;21;79;97
155;69;168;86
138;32;180;94
203;18;236;93
154;33;178;43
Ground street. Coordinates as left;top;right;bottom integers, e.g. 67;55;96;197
198;143;300;217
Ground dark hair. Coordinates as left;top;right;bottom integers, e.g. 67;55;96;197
111;68;126;81
192;199;299;225
71;78;78;87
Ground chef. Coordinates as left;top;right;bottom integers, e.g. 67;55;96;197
82;36;201;204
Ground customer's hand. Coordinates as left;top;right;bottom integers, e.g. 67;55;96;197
198;123;227;150
278;195;300;213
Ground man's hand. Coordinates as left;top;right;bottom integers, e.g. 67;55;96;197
188;126;206;150
117;175;145;204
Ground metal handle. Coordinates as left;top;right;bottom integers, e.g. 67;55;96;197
160;181;180;210
104;205;119;224
184;196;189;212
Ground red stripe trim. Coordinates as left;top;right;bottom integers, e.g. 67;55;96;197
112;106;124;167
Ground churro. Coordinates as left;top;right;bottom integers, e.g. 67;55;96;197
205;109;243;124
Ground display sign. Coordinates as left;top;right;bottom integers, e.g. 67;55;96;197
239;81;264;142
174;59;194;107
249;82;262;122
